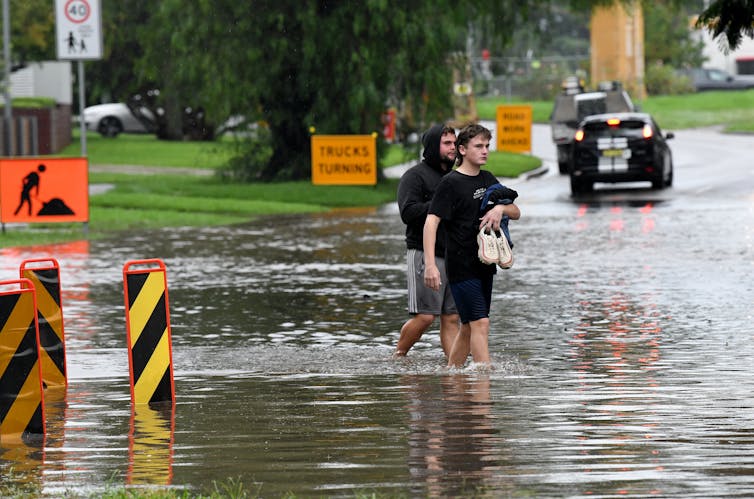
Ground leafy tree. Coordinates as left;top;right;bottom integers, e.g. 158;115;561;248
9;0;55;65
7;0;754;180
697;0;754;50
121;0;754;180
137;1;528;180
85;0;152;105
644;1;705;68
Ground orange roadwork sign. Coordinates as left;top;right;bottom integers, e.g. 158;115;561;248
496;105;532;153
311;135;376;185
0;157;89;223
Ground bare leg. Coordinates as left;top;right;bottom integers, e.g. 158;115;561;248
447;323;471;367
439;313;460;358
394;314;435;356
468;317;491;364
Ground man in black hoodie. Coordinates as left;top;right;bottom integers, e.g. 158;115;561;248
394;124;460;358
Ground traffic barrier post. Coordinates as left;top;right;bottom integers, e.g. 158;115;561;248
0;279;45;443
123;259;175;405
20;258;67;388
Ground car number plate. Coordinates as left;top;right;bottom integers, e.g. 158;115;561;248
602;148;631;159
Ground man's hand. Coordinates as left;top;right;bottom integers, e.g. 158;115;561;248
424;264;441;291
479;204;505;231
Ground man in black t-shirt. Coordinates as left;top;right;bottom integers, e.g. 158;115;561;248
423;124;520;368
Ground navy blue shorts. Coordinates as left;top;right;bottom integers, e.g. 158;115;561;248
449;276;493;324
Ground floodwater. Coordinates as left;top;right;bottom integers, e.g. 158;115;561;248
1;188;754;498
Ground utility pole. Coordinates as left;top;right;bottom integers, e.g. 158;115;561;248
2;0;12;155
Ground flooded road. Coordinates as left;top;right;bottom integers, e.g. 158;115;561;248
2;131;754;497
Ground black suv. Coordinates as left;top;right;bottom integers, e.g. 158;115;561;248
569;112;674;195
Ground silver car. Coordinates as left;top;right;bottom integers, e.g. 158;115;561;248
83;103;155;137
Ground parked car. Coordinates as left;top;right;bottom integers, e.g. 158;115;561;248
679;67;754;91
84;92;215;140
550;79;636;173
83;102;155;137
569;112;674;195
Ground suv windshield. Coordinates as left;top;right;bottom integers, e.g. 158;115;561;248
575;95;607;120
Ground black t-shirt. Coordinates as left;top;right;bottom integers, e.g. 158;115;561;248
429;169;499;283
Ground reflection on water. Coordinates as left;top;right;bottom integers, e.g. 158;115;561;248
128;403;175;485
0;198;753;496
403;375;504;498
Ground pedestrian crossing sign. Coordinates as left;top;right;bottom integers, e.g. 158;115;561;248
55;0;103;61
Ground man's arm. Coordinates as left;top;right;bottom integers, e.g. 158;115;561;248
423;214;442;291
397;173;429;226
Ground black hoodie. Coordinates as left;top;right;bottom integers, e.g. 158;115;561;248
396;124;453;254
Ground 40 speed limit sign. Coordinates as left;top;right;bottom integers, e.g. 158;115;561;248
55;0;103;60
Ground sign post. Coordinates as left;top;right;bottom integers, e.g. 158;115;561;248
55;0;104;157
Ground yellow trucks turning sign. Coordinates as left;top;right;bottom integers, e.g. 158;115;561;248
311;135;376;185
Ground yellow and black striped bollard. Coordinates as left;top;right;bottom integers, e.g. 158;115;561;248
123;259;175;405
0;278;45;442
20;258;67;389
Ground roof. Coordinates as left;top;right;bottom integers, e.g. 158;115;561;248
578;112;654;125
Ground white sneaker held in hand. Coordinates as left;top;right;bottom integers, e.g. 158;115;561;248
497;232;513;269
477;228;499;265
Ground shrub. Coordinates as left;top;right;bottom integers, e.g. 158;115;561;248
645;64;694;96
216;127;274;182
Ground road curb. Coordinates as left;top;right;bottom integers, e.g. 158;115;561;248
521;164;550;180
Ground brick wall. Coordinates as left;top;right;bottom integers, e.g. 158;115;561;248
0;104;72;155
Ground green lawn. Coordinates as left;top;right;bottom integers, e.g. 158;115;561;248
61;131;236;168
475;89;754;131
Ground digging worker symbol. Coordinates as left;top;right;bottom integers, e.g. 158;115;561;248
14;164;46;216
13;163;75;217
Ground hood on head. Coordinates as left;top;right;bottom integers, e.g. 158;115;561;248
421;124;447;171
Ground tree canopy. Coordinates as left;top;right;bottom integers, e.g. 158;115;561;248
6;0;754;180
134;1;529;180
696;0;754;50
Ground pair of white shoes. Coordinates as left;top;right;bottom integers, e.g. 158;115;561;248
477;228;513;269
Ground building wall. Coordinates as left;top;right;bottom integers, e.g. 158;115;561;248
692;24;754;75
0;105;72;155
0;61;73;155
7;61;73;105
590;1;646;98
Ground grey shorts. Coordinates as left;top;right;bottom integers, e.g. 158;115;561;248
406;249;458;316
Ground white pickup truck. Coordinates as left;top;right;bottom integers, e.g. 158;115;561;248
550;82;636;173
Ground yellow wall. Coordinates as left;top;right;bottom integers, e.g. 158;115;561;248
590;1;646;99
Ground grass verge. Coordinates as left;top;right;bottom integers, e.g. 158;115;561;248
476;89;754;131
61;132;237;169
0;174;402;248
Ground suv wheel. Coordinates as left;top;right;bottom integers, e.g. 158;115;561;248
665;166;674;187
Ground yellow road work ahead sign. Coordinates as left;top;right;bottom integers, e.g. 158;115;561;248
311;135;376;185
496;105;532;153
